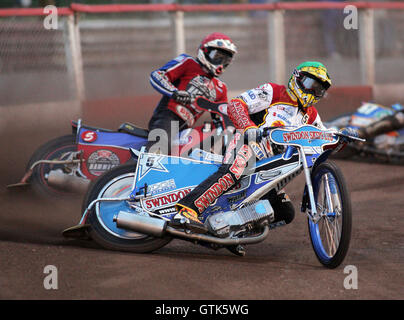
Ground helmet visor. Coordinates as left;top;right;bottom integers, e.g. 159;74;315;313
207;48;233;68
299;76;328;98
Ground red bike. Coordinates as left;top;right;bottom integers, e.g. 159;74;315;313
8;98;231;198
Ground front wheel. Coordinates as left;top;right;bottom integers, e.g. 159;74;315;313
308;161;352;269
83;163;172;253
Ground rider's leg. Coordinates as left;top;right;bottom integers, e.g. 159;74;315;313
173;136;254;233
146;98;186;154
267;189;295;225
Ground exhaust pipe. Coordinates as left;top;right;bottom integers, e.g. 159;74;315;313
114;211;168;238
46;170;90;193
114;211;270;246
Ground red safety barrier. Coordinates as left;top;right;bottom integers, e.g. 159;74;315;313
70;3;177;13
0;7;73;17
1;2;404;17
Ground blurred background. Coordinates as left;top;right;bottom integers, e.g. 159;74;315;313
0;1;403;180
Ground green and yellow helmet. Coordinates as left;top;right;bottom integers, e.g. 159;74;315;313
288;61;332;108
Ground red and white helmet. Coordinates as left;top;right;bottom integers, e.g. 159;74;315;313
197;32;237;76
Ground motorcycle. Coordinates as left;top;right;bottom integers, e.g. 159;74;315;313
325;102;404;164
7;97;231;197
63;124;362;268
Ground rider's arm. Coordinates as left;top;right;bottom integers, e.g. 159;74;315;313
227;84;274;131
149;54;191;97
227;98;257;131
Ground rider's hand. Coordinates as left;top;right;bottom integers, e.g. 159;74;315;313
244;126;263;144
172;90;192;105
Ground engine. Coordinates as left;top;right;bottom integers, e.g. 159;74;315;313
207;200;274;238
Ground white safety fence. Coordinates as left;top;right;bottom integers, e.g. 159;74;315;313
0;4;403;106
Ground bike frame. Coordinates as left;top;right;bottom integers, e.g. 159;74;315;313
77;125;346;228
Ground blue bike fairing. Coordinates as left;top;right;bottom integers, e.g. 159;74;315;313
78;128;147;150
131;153;220;217
348;103;395;129
199;151;302;222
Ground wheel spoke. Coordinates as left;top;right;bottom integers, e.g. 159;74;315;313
309;162;351;268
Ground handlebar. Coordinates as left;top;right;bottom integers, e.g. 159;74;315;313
246;126;366;144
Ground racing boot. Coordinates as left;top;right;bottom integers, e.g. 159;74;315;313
172;205;208;234
226;245;246;257
270;189;295;226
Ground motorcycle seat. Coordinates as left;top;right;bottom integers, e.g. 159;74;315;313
118;122;149;138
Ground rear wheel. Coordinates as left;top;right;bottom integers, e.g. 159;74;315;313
83;163;172;253
308;161;352;269
27;135;81;197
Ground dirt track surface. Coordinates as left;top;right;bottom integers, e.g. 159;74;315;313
1;152;403;300
1;100;403;301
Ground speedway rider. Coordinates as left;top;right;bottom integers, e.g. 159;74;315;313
357;105;404;140
173;61;333;234
147;32;237;153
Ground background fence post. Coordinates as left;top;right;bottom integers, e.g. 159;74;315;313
64;13;85;102
172;10;185;56
268;9;285;84
359;8;375;86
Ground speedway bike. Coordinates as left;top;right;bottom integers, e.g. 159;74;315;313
7;98;230;197
325;102;404;164
64;122;363;268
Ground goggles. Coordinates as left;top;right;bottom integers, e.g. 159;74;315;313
207;48;233;67
298;75;328;98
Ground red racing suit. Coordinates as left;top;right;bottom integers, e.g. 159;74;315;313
176;82;326;216
149;53;228;128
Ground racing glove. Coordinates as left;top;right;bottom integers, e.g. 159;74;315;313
244;127;265;160
244;126;263;144
172;90;192;105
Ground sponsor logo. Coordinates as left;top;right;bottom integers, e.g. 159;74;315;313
302;113;310;124
271;120;285;127
282;131;334;143
218;103;228;115
144;187;193;210
81;130;97;143
147;179;177;196
159;207;177;214
257;90;270;101
229;100;251;129
176;105;195;127
87;149;120;176
276;112;291;124
187;75;217;101
229;145;252;179
138;154;169;181
249;141;265;160
194;173;235;213
255;169;282;184
227;190;247;204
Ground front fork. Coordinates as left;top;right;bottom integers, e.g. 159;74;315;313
299;148;321;224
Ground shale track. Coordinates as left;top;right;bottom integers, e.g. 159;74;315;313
0;118;403;301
